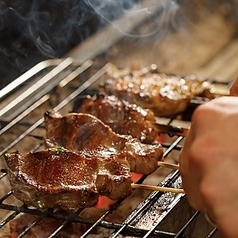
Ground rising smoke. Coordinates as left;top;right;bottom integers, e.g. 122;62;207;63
0;0;184;89
0;0;98;88
0;1;99;58
85;0;180;38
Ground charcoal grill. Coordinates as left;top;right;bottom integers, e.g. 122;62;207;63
1;0;238;237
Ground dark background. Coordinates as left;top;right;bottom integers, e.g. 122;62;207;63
0;0;136;89
0;0;238;90
0;0;100;89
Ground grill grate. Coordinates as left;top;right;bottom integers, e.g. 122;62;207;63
0;58;222;237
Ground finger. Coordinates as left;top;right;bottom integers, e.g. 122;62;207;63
179;129;205;211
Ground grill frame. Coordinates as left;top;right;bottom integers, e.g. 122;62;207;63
0;58;221;237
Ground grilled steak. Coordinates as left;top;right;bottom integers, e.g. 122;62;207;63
44;110;163;175
73;93;159;144
100;64;213;117
4;148;132;211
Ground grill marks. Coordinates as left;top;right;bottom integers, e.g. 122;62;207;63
44;110;163;175
4;110;163;211
4;149;132;211
73;93;159;144
100;64;214;117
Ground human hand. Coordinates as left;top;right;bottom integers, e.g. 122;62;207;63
179;96;238;238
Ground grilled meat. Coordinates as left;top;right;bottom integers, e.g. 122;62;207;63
96;156;132;200
4;148;132;211
44;110;163;175
73;93;159;144
100;64;214;117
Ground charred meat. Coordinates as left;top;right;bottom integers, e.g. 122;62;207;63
73;93;159;144
100;64;214;117
4;148;132;211
44;110;163;175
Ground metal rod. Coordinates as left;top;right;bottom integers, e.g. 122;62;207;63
48;208;84;238
0;95;49;135
0;58;74;117
0;59;66;99
174;211;200;238
156;123;189;137
17;214;48;238
0;60;94;156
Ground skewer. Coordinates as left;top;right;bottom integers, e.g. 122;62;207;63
132;183;185;194
158;161;180;170
211;85;230;96
155;123;189;137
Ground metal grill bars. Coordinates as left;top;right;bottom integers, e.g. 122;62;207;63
0;59;218;237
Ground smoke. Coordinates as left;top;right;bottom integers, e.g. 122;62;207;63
0;0;102;88
85;0;137;25
0;1;100;57
0;0;181;89
0;0;179;61
0;1;98;72
85;0;180;38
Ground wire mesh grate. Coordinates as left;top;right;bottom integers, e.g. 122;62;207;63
0;58;219;237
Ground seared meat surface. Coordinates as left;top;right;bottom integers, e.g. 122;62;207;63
100;64;213;117
4;149;132;211
73;93;159;144
44;110;163;175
